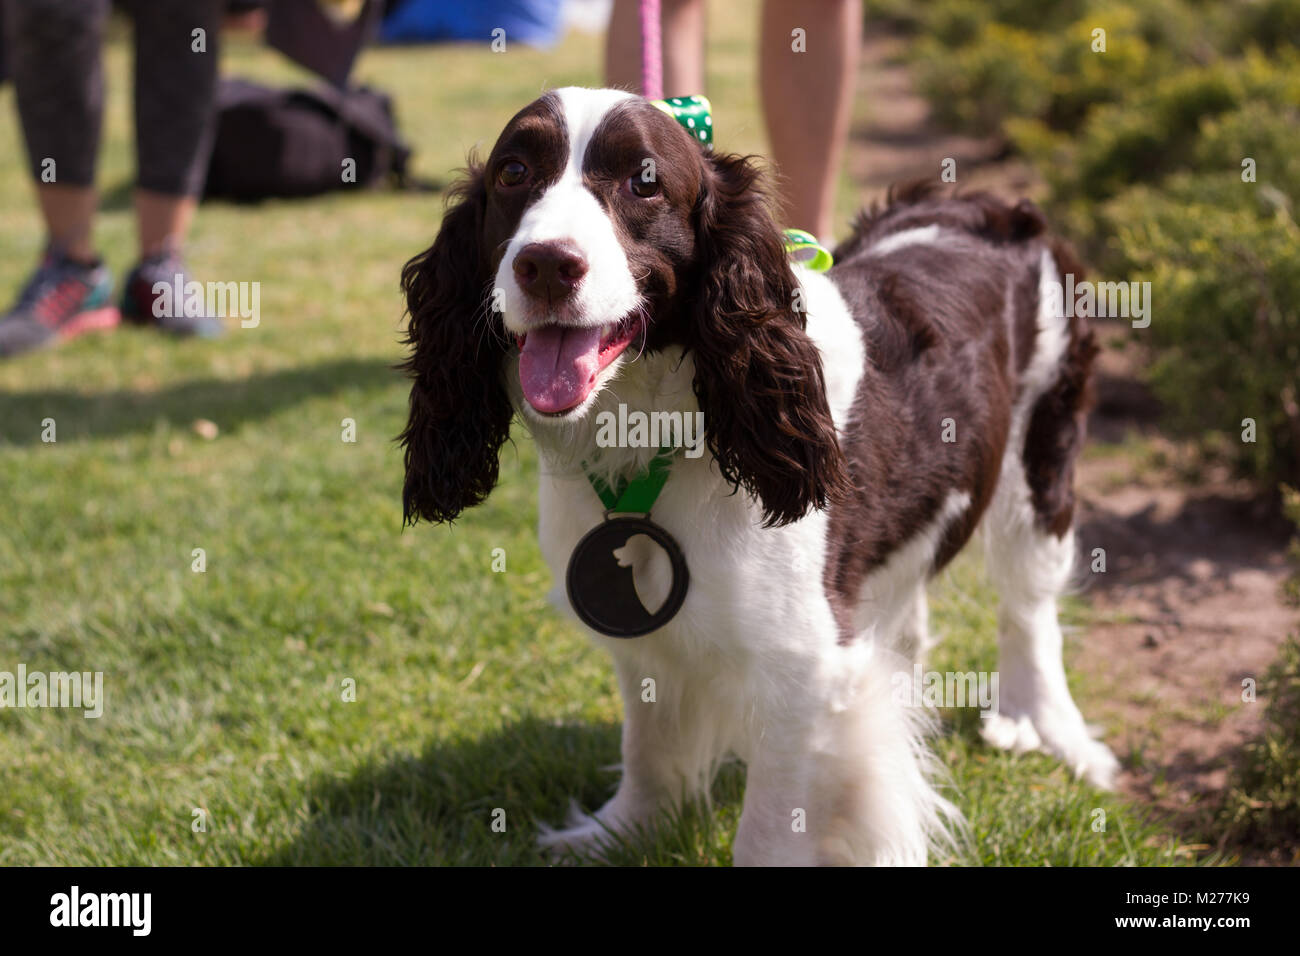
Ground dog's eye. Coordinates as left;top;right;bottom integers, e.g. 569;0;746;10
625;175;660;199
498;161;529;187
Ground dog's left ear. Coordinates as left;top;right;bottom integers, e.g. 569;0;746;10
688;152;850;527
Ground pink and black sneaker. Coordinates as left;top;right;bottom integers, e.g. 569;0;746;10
0;250;120;358
119;253;225;339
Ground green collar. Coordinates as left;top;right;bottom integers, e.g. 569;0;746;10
782;228;833;272
585;446;678;515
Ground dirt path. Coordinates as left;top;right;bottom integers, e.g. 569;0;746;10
1074;334;1295;864
849;29;1297;864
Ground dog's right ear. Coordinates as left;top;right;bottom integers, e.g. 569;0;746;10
399;167;513;525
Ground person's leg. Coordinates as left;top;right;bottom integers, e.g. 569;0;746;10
115;0;223;337
135;191;197;262
4;0;111;263
605;0;705;98
33;187;100;265
0;0;119;358
759;0;860;240
129;0;221;258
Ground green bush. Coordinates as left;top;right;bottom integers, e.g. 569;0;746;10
939;0;1090;33
912;2;1222;138
1219;630;1300;847
1058;52;1300;204
1230;0;1300;53
1104;184;1300;482
916;24;1052;135
1195;101;1300;209
860;0;927;31
1069;65;1245;201
1045;7;1167;131
863;0;1090;35
1218;483;1299;851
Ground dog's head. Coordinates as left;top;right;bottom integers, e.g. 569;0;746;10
400;87;848;527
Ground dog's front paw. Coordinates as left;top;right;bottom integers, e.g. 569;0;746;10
537;799;628;860
981;707;1119;789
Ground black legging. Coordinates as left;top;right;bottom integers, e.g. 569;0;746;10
2;0;222;196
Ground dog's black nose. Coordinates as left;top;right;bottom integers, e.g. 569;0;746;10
513;241;588;302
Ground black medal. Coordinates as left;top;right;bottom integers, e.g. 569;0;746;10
565;447;688;638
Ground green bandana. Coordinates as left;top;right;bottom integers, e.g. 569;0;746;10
650;95;713;150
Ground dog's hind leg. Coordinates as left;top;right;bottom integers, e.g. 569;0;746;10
898;584;935;664
978;259;1118;788
980;508;1117;788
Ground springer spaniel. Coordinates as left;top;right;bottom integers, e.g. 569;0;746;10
399;87;1119;866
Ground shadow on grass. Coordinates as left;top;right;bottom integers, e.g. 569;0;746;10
261;716;624;866
0;357;401;445
97;178;451;213
259;715;745;866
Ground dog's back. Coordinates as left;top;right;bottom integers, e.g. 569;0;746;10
822;183;1097;649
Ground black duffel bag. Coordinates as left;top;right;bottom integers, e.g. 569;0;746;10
204;77;422;201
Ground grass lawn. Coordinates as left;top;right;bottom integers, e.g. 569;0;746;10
0;3;1215;865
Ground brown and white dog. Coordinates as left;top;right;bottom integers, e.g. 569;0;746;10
399;87;1119;865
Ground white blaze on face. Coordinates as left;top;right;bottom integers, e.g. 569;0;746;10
498;88;645;417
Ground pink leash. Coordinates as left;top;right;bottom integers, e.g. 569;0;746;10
639;0;664;100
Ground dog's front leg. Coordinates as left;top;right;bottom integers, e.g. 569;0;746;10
733;739;820;866
539;648;720;858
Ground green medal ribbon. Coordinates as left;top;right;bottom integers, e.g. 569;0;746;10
585;445;678;514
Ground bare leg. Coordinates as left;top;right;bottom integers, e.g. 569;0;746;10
35;185;99;264
135;190;197;260
759;0;860;240
605;0;705;97
604;0;643;91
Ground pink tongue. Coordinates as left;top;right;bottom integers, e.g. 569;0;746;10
518;325;604;413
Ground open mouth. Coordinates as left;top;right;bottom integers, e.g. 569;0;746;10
515;313;643;415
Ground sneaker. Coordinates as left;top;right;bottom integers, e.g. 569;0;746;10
0;251;119;358
120;252;225;338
